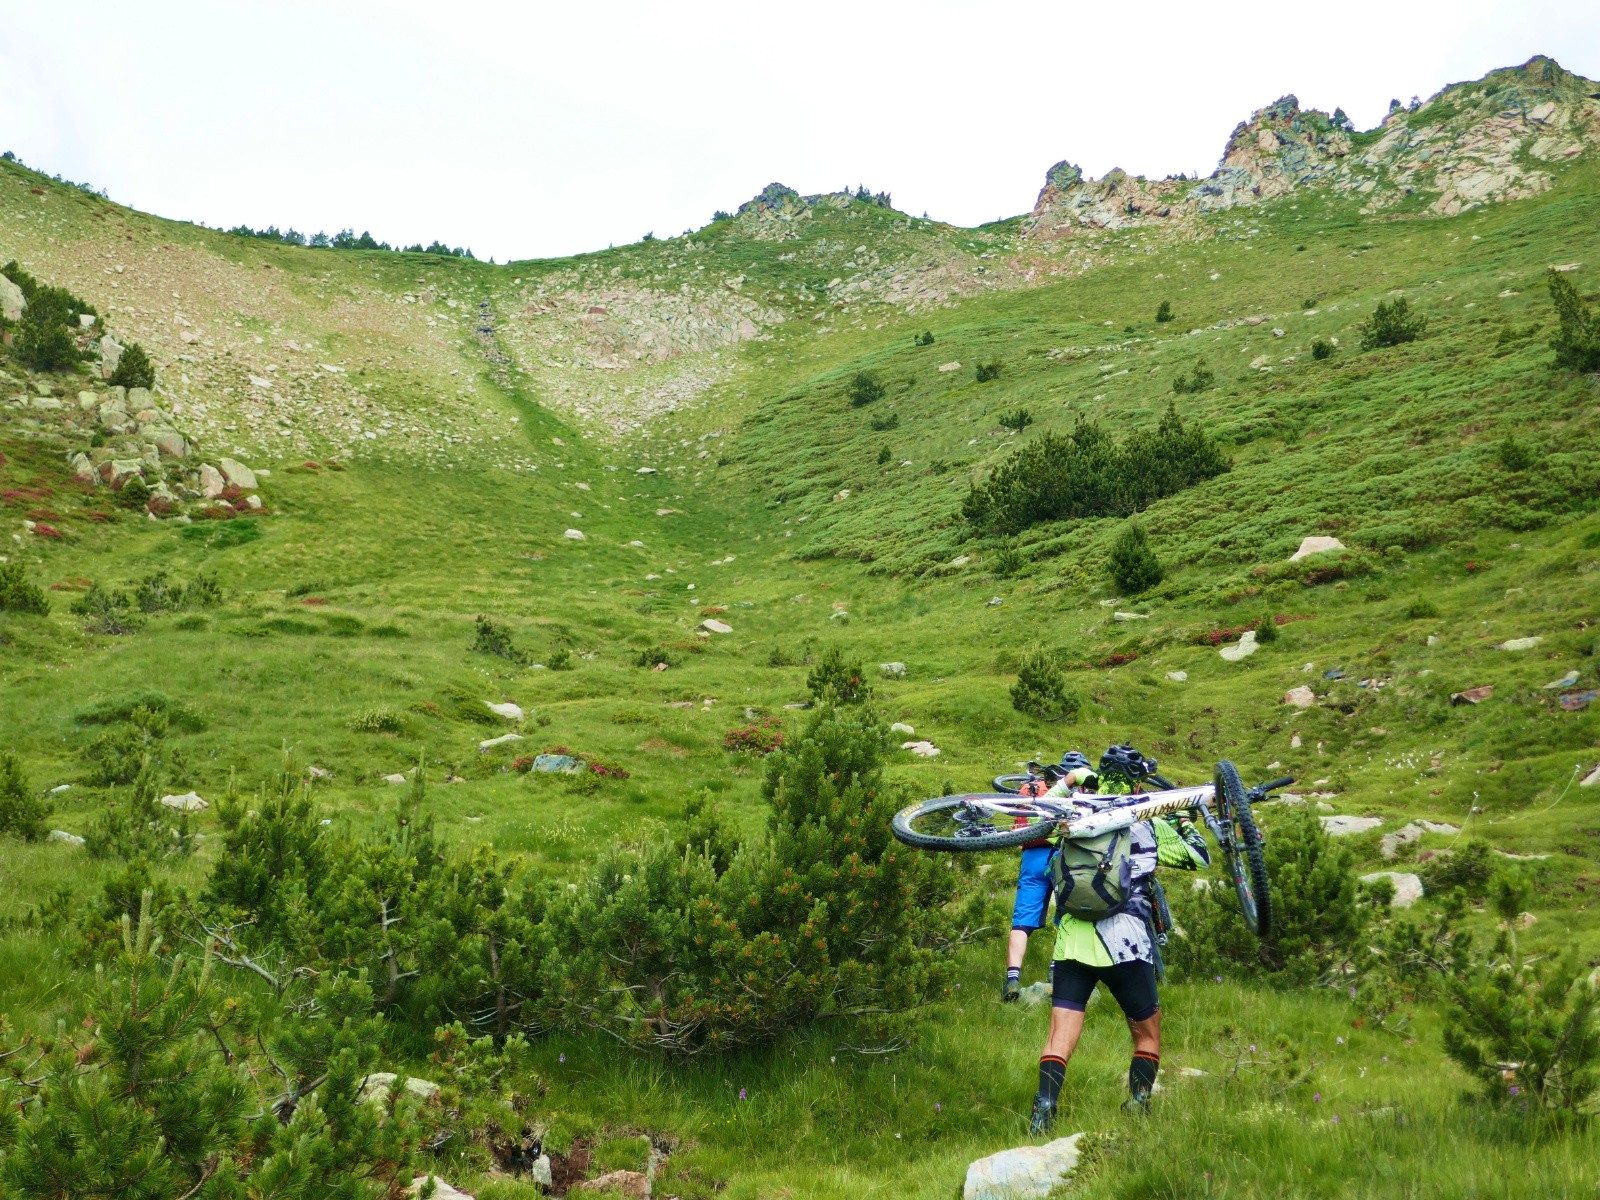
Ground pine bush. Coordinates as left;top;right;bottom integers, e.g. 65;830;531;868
807;646;872;705
108;341;157;389
0;561;50;614
0;751;48;841
846;371;885;407
1546;268;1600;372
1155;300;1174;323
1107;523;1164;594
1010;646;1078;721
1359;297;1427;350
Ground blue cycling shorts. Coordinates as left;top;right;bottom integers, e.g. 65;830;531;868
1012;844;1055;932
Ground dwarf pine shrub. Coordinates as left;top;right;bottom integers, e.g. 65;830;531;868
0;751;48;841
1010;646;1078;721
1359;297;1427;350
846;371;885;407
807;646;871;705
1546;268;1600;372
0;561;50;615
1155;300;1174;323
107;341;157;389
1107;523;1164;594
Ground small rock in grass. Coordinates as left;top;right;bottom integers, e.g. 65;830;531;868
383;773;408;785
881;662;907;678
1542;670;1581;690
698;618;733;634
563;528;586;541
362;1073;441;1105
478;733;524;752
985;596;1003;607
902;740;941;758
1580;764;1600;788
218;457;257;489
1166;670;1188;682
575;1171;650;1198
1219;631;1258;661
159;791;207;811
1113;611;1149;622
1361;871;1424;908
1450;685;1493;705
1321;815;1382;836
890;722;915;735
407;1177;472;1200
938;361;962;372
1289;536;1344;562
1283;685;1316;709
48;830;85;846
1496;636;1542;651
1018;981;1051;1007
485;701;524;722
963;1135;1083;1200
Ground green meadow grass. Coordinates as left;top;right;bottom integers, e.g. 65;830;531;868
2;145;1600;1195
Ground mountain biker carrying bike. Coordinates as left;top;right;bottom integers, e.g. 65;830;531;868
1003;751;1092;1003
1030;744;1210;1133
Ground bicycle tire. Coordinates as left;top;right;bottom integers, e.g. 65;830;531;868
993;773;1035;795
891;795;1059;852
1213;761;1272;938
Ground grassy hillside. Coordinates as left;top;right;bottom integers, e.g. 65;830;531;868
2;61;1600;1198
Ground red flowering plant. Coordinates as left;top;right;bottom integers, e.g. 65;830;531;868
723;717;786;756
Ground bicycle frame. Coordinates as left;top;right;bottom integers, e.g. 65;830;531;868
962;783;1218;839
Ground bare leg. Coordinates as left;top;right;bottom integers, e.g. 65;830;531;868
1125;1011;1162;1107
1128;1010;1161;1057
1042;1005;1088;1063
1007;927;1030;973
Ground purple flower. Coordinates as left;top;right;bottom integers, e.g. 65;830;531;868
1348;986;1357;998
738;1087;747;1101
1215;975;1222;983
935;1103;942;1112
1313;1093;1322;1103
1509;1085;1520;1096
1330;1115;1340;1124
1336;1037;1344;1045
559;1053;566;1063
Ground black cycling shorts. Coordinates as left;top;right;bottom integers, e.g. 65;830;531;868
1051;958;1159;1022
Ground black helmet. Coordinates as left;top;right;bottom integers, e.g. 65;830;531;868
1099;744;1156;781
1059;750;1092;771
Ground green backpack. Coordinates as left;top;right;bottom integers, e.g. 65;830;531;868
1050;826;1139;921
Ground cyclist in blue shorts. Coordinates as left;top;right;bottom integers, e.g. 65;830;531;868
1002;751;1094;1002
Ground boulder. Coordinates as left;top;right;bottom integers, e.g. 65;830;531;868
0;274;24;322
1018;981;1051;1007
1542;671;1581;690
77;391;99;409
1450;685;1493;705
1219;630;1259;661
219;458;258;489
564;528;586;541
528;1155;554;1187
1283;685;1316;709
880;662;907;678
963;1135;1083;1200
48;830;85;847
1320;815;1383;836
382;773;408;785
99;335;123;379
902;740;941;758
890;722;915;735
69;453;96;485
1112;611;1150;622
1166;670;1188;682
361;1073;441;1105
938;361;963;372
159;791;208;811
407;1178;473;1200
985;596;1004;607
99;459;144;490
698;618;733;634
1289;536;1345;562
245;494;263;510
1581;764;1600;788
485;701;524;722
575;1171;650;1199
152;431;189;459
533;753;584;774
126;386;152;410
1495;636;1543;651
199;463;226;498
636;466;657;475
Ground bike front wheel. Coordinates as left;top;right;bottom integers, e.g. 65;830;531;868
1213;761;1271;937
891;795;1058;852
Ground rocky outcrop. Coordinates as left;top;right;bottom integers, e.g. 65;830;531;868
1024;56;1600;240
0;274;24;322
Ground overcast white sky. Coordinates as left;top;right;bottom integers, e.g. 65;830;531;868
3;1;1597;262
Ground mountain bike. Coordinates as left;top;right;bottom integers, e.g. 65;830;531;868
893;761;1288;937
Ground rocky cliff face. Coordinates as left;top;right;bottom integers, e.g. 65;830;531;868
1024;56;1600;240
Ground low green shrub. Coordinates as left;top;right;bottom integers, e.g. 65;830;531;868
1360;297;1427;350
1172;359;1216;394
349;707;405;734
70;582;138;635
470;614;527;664
806;646;872;705
0;561;50;614
1402;597;1441;620
1010;646;1079;721
1546;267;1600;372
1496;434;1534;471
1108;523;1164;594
846;371;884;407
547;647;574;670
1155;300;1174;323
1310;338;1335;360
997;407;1033;433
107;341;157;389
913;330;934;346
868;410;900;432
0;751;48;841
974;361;1002;382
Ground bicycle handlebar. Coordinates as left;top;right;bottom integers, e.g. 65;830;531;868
1255;776;1295;793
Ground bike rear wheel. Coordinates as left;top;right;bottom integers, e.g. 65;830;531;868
993;773;1032;795
1213;761;1271;937
891;795;1058;852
